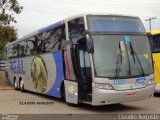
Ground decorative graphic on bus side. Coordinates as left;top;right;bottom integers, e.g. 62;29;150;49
31;56;48;93
67;85;77;98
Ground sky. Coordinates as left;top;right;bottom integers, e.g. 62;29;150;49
13;0;160;38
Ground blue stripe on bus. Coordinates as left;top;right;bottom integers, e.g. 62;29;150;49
46;51;64;98
38;21;62;33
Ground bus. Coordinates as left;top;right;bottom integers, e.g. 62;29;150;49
4;13;154;106
148;30;160;93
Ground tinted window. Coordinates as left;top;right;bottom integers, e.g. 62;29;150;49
6;45;13;58
152;34;160;53
6;24;66;59
38;24;66;53
87;16;146;33
93;35;153;78
25;37;37;55
68;17;85;40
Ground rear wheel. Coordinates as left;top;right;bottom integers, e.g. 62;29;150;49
14;78;18;90
19;79;24;92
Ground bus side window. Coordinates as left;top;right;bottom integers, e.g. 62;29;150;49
152;35;160;53
7;45;12;59
25;37;37;56
68;17;85;40
37;24;66;53
48;25;66;51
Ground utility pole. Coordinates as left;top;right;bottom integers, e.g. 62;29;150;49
145;17;156;31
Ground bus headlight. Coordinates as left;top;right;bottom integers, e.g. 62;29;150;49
93;83;113;90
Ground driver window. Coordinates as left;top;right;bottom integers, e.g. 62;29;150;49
68;17;85;40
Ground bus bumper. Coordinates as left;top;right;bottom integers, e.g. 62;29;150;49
155;84;160;93
92;84;154;106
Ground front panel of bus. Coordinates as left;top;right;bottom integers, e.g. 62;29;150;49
151;33;160;92
86;15;154;105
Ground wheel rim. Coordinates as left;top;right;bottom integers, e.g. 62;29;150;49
20;80;24;90
14;81;17;88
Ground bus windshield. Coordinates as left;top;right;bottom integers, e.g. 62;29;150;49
92;35;153;78
87;15;146;33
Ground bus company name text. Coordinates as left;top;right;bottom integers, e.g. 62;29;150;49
10;59;25;74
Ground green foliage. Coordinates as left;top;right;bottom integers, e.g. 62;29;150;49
0;0;23;58
0;26;17;42
0;0;23;24
0;26;17;58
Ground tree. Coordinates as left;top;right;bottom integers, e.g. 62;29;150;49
0;26;17;58
0;0;23;25
0;0;23;58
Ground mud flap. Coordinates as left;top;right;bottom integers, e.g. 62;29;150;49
64;80;78;104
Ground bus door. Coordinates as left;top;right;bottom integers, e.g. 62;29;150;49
75;39;92;102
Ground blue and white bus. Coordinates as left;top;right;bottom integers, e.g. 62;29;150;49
4;13;154;106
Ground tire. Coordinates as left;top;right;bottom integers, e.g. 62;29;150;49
14;79;18;90
19;79;25;92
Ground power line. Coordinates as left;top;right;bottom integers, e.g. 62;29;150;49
100;0;160;7
22;1;160;13
145;17;156;30
48;0;160;10
25;7;70;15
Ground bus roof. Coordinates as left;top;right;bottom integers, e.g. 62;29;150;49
6;13;140;47
5;20;65;47
148;30;160;35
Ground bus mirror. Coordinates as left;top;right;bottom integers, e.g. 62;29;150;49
87;37;94;53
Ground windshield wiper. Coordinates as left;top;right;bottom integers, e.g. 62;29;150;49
129;42;145;76
115;42;123;78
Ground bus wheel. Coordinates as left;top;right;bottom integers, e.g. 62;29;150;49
14;78;18;90
20;79;24;92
